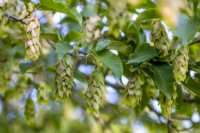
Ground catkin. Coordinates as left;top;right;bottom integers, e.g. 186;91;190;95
84;15;100;42
85;70;105;117
123;70;145;107
159;85;177;118
151;20;170;57
24;97;35;125
55;58;73;102
170;37;189;82
107;0;126;38
25;16;41;61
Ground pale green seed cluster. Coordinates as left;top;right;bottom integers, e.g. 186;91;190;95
37;82;51;104
170;37;189;82
25;17;41;61
123;70;145;107
151;20;170;57
0;59;12;94
55;59;73;102
107;0;127;38
159;88;177;118
85;70;105;117
24;97;35;125
84;15;100;42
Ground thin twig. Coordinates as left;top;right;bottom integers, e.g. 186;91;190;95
38;12;52;21
167;120;172;133
171;116;191;121
47;40;88;56
20;10;35;21
47;40;56;49
5;13;27;25
189;39;200;45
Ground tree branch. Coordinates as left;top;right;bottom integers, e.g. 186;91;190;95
189;39;200;45
5;13;27;25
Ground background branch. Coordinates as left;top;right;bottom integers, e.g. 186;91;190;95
5;13;27;25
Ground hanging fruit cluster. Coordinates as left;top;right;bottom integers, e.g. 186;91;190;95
159;84;177;118
85;69;105;117
123;69;145;107
107;0;127;38
24;97;35;125
83;15;100;43
151;20;170;57
55;57;74;102
25;16;41;61
170;37;189;82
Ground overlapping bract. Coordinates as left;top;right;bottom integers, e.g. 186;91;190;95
24;97;35;125
25;16;41;61
19;2;34;19
123;70;145;107
55;58;73;102
37;82;51;104
151;20;170;57
85;70;105;117
159;85;177;118
170;37;189;82
0;0;8;7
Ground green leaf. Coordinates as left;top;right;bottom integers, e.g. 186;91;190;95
96;40;111;51
137;25;147;45
64;30;84;42
74;69;86;82
40;33;59;41
83;4;97;17
96;40;132;56
174;15;200;45
127;44;159;64
125;23;146;45
136;9;160;22
95;50;123;82
66;0;78;7
151;63;174;98
19;61;35;73
56;42;73;60
182;76;200;96
107;42;132;56
40;0;82;27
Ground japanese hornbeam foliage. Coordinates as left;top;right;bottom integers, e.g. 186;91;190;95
0;0;200;132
